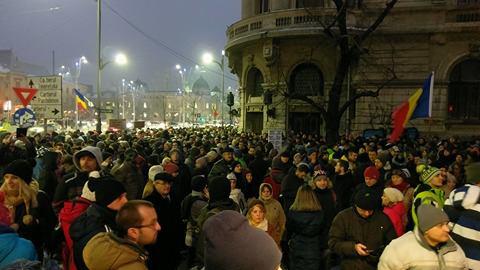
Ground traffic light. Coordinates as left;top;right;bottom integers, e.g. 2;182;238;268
227;92;234;107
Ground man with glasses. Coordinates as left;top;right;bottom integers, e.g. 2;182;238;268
83;200;160;270
379;204;468;270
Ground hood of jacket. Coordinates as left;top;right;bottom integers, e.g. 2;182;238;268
83;232;148;270
73;146;103;171
69;203;117;243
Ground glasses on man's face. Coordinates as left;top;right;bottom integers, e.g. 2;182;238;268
133;220;159;230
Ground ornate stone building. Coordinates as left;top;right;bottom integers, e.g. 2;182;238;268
225;0;480;136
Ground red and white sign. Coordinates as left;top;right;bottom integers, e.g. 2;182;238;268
13;87;38;107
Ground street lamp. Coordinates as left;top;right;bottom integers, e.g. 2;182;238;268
95;51;127;132
202;50;225;127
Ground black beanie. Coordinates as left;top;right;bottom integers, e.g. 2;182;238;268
3;160;33;184
88;177;126;207
208;176;231;203
191;175;207;192
354;189;378;211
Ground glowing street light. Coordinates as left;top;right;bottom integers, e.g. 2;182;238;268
202;50;225;127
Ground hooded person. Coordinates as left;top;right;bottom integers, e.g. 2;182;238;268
379;204;468;270
53;146;103;210
227;172;247;214
203;210;282;270
258;183;286;247
69;176;128;270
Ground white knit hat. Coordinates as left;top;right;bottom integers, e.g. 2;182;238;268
383;187;404;203
148;165;164;181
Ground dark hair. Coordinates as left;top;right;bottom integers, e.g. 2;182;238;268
337;160;349;171
116;200;154;237
297;163;309;173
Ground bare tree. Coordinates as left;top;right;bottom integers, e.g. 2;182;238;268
282;0;399;144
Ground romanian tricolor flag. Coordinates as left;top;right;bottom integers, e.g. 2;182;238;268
74;89;89;111
389;73;434;142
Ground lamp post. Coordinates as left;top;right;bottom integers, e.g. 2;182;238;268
202;51;225;127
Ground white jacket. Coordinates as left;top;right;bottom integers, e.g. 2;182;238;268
378;228;468;270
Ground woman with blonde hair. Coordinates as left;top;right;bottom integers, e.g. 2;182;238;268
246;199;278;244
287;185;324;270
0;159;56;260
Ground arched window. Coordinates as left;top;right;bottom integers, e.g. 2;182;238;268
448;59;480;120
296;0;324;8
246;68;264;97
289;63;324;96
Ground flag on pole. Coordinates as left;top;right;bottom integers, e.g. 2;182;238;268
389;72;434;142
74;89;90;111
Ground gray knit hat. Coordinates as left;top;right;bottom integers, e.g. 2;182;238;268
417;204;449;233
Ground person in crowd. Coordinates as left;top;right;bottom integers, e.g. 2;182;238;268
333;159;355;211
444;177;480;270
142;172;183;270
169;148;192;201
281;163;309;215
386;169;414;213
246;199;278;243
382;187;406;237
203;210;282;270
111;148;145;200
195;175;239;268
248;149;270;198
412;165;446;226
329;188;396;270
53;146;103;210
378;204;468;270
286;185;324;270
227;172;247;214
208;147;234;180
70;177;128;270
258;183;285;247
83;200;160;270
0;159;56;261
180;175;209;267
312;169;337;252
231;160;247;194
38;150;60;200
352;166;384;209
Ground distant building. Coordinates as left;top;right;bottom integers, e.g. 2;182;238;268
226;0;480;136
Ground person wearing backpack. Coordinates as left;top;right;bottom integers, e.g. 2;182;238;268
58;176;96;270
180;175;208;268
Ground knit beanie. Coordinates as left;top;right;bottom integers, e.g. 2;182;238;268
88;177;126;207
81;171;100;202
3;160;33;184
163;162;179;175
383;187;404;203
417;204;449;233
226;172;237;181
354;189;378;210
420;166;441;184
208;176;231;203
364;166;380;180
154;173;174;183
204;210;281;270
191;175;207;192
148;165;164;181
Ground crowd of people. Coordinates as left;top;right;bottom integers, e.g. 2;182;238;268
0;126;479;270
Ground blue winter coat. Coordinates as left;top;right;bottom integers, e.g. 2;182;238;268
287;210;324;270
0;226;37;268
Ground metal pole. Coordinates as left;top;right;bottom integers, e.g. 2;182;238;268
95;0;102;133
122;80;125;118
132;87;136;121
221;54;225;128
52;50;55;75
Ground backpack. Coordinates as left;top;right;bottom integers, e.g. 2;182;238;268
181;195;205;247
58;197;91;270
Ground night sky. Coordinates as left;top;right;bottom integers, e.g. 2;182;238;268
0;0;240;91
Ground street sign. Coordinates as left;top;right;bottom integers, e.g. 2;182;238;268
98;108;114;114
13;108;36;128
13;87;38;107
29;76;62;119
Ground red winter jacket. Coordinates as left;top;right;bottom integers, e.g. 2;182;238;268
383;202;406;237
58;197;92;270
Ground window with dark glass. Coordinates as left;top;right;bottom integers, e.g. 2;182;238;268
259;0;269;13
448;59;480;120
246;68;264;97
290;63;324;96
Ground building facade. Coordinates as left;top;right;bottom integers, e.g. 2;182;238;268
226;0;480;136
